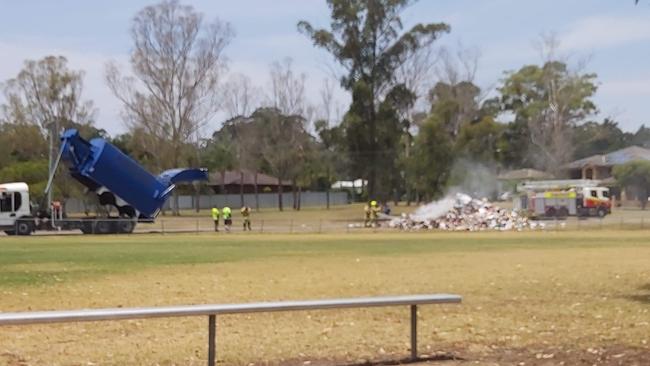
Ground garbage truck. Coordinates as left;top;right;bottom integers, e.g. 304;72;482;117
0;129;207;235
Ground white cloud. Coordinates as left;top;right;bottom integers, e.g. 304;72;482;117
599;78;650;96
561;15;650;51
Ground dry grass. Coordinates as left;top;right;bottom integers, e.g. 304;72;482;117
0;231;649;365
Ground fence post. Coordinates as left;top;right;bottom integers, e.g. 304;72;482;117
410;304;418;361
208;314;216;366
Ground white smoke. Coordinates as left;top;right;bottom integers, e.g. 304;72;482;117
410;193;473;221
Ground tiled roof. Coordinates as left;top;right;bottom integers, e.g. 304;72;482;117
564;146;650;169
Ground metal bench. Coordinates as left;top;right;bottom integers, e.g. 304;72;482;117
0;294;461;365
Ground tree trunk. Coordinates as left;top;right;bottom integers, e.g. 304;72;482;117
368;96;377;201
292;178;297;210
406;185;412;206
277;178;284;211
172;190;180;216
254;171;259;212
326;167;331;210
195;183;200;213
239;170;244;208
326;189;330;210
221;170;227;208
297;184;302;211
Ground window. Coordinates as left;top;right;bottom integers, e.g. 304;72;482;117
13;192;22;211
0;193;11;212
590;190;598;198
602;190;609;198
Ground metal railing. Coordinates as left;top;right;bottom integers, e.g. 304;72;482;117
0;294;462;365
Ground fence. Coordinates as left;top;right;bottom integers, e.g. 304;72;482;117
64;191;350;213
0;294;462;365
7;215;650;236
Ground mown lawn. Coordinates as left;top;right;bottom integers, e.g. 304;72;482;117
0;231;649;365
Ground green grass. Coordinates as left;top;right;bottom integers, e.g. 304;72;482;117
2;231;649;287
2;231;650;365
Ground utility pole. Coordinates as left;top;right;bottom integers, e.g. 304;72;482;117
47;122;54;211
46;120;59;212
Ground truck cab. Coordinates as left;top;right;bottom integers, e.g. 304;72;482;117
0;182;33;235
578;186;611;217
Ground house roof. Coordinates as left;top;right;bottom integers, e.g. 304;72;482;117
207;170;292;186
564;146;650;169
497;169;553;181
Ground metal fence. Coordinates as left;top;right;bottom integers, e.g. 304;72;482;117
6;215;650;236
63;191;350;213
0;294;462;365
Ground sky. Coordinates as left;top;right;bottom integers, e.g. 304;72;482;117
0;0;649;136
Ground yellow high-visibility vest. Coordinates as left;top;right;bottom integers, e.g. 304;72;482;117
211;208;220;220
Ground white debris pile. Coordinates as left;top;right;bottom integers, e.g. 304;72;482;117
389;193;530;231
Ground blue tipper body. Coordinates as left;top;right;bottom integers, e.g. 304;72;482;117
59;129;207;219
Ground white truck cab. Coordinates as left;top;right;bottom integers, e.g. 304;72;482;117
0;182;33;235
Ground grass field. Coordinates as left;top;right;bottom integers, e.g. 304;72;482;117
1;231;649;365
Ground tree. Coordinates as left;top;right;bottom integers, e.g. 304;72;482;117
428;80;481;138
298;0;449;200
222;73;260;119
630;125;650;149
455;116;504;163
572;119;631;159
106;0;232;214
267;58;308;117
1;56;96;134
499;60;597;173
407;117;453;201
1;55;97;207
613;161;650;209
253;108;312;211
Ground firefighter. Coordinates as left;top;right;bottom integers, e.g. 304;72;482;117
241;206;252;231
211;207;220;232
363;201;371;227
370;200;380;227
222;206;232;232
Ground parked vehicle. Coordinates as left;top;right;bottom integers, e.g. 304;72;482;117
1;129;207;235
514;180;611;218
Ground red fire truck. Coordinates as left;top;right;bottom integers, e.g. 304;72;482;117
515;180;611;218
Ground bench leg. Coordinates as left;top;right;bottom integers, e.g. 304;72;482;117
410;304;417;361
208;315;216;366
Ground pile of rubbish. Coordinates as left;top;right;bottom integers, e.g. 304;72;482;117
388;193;531;231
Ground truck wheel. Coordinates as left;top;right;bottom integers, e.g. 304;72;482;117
15;221;33;236
597;207;607;218
557;207;569;219
117;220;135;234
545;207;557;217
95;220;112;234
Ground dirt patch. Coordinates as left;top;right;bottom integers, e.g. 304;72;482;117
273;346;649;366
